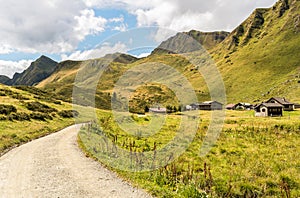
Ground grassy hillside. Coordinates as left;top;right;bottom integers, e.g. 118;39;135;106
0;84;92;155
37;54;137;110
37;52;210;112
211;0;300;103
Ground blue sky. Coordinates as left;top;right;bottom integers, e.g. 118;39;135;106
0;0;277;78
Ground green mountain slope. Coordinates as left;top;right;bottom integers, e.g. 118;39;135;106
37;53;139;109
37;0;300;110
0;56;58;86
211;0;300;103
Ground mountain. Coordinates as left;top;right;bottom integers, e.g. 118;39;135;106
0;75;10;85
37;53;139;109
210;0;300;102
152;30;229;54
0;56;58;86
37;0;300;111
102;53;139;64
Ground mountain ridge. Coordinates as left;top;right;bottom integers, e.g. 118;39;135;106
0;55;58;86
2;0;299;111
36;0;300;110
152;30;230;54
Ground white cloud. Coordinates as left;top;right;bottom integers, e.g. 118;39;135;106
109;16;124;23
0;0;110;54
61;42;128;61
136;52;151;58
0;60;33;78
0;0;278;56
75;9;107;41
109;15;127;32
112;23;128;32
0;45;14;55
151;28;177;43
83;0;277;32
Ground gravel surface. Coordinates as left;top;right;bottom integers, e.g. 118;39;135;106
0;124;152;198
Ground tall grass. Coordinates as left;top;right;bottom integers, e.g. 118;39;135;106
79;110;300;197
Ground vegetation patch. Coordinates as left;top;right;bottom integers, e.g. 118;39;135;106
7;113;31;121
25;101;57;113
0;104;17;115
58;110;79;118
30;112;53;121
15;86;68;104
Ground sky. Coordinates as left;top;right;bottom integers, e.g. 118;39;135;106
0;0;277;78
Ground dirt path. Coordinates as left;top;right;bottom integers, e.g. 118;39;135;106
0;124;152;198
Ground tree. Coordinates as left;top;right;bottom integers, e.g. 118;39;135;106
144;106;149;113
178;105;182;112
173;106;177;112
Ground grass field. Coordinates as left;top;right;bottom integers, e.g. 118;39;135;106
79;109;300;197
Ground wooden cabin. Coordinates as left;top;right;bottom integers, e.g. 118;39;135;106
254;103;283;117
266;97;294;111
199;101;223;111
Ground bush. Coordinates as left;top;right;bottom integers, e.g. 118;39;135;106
0;104;17;115
30;112;53;121
7;112;31;121
11;94;29;100
58;110;79;118
0;115;7;121
0;88;14;96
14;86;70;103
26;102;57;113
53;100;62;105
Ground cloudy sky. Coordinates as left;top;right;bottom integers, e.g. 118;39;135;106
0;0;277;78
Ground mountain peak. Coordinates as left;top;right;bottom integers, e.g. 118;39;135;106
35;55;57;65
0;56;58;86
39;55;52;60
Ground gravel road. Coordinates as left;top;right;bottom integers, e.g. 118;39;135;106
0;124;152;198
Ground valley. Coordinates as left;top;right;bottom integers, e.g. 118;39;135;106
0;0;299;197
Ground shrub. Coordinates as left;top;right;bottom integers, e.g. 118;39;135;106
11;94;29;100
14;86;70;103
30;112;52;121
8;112;31;121
0;88;14;96
53;100;62;105
0;104;17;115
0;115;7;121
58;110;79;118
26;102;57;113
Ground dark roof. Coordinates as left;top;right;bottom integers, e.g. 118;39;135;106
199;101;223;106
261;103;284;108
267;97;294;105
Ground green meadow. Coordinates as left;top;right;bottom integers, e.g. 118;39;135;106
79;109;300;197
